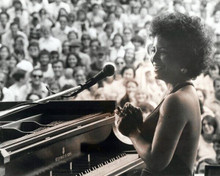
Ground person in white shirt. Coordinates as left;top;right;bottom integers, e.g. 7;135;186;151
0;71;14;101
46;0;71;21
109;33;125;62
9;69;27;101
0;12;10;38
35;49;54;81
1;22;28;53
18;68;49;101
39;25;62;54
52;15;71;43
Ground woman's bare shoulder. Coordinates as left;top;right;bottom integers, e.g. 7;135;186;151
160;88;198;120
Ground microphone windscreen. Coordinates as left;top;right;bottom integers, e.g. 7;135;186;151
103;64;115;77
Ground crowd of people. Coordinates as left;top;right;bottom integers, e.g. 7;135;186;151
0;0;220;174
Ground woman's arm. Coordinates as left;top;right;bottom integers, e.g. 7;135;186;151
118;94;188;172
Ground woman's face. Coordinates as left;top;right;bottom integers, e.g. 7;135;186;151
67;54;78;68
126;81;137;95
150;36;183;83
209;65;219;79
0;47;9;60
124;49;135;64
62;41;70;54
113;35;123;48
59;16;68;29
7;56;18;68
123;29;132;43
135;90;147;103
68;32;77;41
202;119;215;135
78;11;86;21
74;69;86;85
123;68;134;80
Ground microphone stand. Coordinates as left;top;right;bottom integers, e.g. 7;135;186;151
0;85;82;118
35;85;82;103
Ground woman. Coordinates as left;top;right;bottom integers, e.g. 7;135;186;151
109;33;125;62
0;45;10;62
65;52;81;70
119;79;138;107
116;12;212;175
196;115;218;173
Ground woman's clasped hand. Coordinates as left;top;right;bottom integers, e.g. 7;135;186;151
115;102;143;137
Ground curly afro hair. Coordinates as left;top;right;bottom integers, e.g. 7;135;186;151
150;12;213;79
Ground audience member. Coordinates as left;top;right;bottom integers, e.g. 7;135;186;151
196;115;218;171
18;68;48;101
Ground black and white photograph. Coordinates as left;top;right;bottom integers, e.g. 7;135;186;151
0;0;219;175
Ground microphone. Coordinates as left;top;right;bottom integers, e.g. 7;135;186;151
71;64;115;97
83;64;115;89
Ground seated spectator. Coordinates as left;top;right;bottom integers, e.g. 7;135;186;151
9;69;27;101
13;34;28;55
14;50;33;73
18;68;49;101
73;66;87;86
38;8;54;28
59;68;76;89
28;12;41;41
27;41;40;67
208;77;220;124
0;71;14;101
89;39;101;59
213;133;220;164
0;11;10;38
39;25;62;54
51;15;71;43
196;88;215;117
109;33;125;62
61;40;70;62
114;57;126;80
67;12;78;33
80;33;91;54
7;0;29;32
46;0;70;21
1;22;28;53
50;51;60;63
98;22;114;48
94;87;106;100
89;47;109;76
5;54;19;86
119;79;138;107
67;30;79;43
74;9;90;38
196;115;218;171
123;27;135;50
123;48;135;67
131;34;147;66
65;52;81;70
0;45;11;63
69;39;91;72
47;79;61;95
36;49;54;81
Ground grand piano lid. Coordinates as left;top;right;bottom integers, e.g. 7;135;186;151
0;100;116;122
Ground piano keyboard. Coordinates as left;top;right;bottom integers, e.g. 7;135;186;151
39;153;141;176
79;153;139;176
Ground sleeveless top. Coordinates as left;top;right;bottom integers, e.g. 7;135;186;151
141;82;194;176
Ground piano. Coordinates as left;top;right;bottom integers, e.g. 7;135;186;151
0;100;145;176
